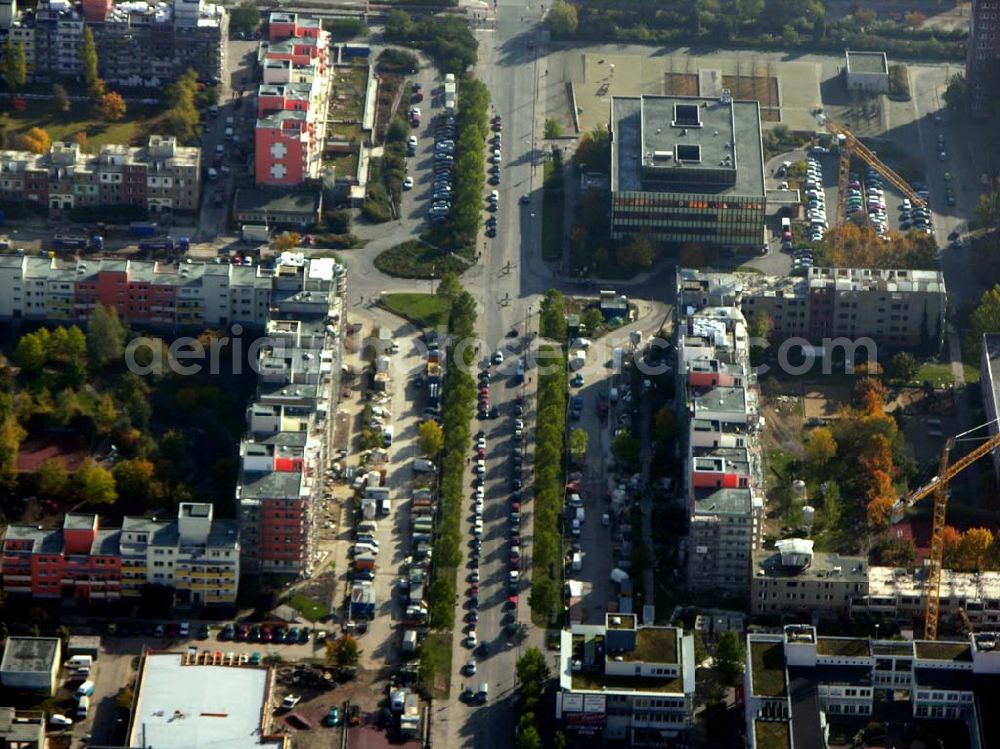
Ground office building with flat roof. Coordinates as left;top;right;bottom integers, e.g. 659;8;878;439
557;613;696;746
745;625;1000;748
844;50;890;93
610;94;766;250
0;638;60;695
127;652;286;749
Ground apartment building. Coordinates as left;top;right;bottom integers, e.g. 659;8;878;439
0;256;270;327
557;613;696;746
255;12;331;187
609;94;766;249
0;503;239;605
236;258;343;576
745;625;1000;749
3;0;226;88
861;565;1000;631
981;333;1000;483
0;136;201;217
751;539;868;620
679;267;948;349
967;0;1000;116
678;300;765;596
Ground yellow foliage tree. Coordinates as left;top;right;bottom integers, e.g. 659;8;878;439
855;377;889;416
20;127;51;154
99;91;126;122
805;427;837;466
957;528;995;572
274;232;301;252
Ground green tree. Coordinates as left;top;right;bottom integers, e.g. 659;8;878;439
976;192;1000;229
35;458;68;498
92;393;119;436
611;432;641;472
112;458;155;509
580;307;603;334
516;647;550;687
617;237;655;269
385;9;415;39
517;726;543;749
820;481;841;531
87;304;126;369
544;118;562;138
575;125;611;173
539;288;567;341
528;576;558;623
52;388;81;426
82;27;100;97
694;630;709;665
969;285;1000;361
417;420;445;457
162;70;201;144
545;0;578;35
0;415;24;488
436;271;463;302
654;406;676;442
568;427;588;459
944;73;966;112
75;458;117;505
888;351;918;383
326;635;361;670
14;333;46;375
2;39;25;91
229;1;261;36
714;630;745;685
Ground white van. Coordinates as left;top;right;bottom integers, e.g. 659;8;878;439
76;695;90;719
66;656;93;670
781;217;791;232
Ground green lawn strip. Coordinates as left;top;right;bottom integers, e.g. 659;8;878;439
530;343;567;627
419;630;454;699
379;293;452;330
374;239;472;278
541;152;565;261
286;593;328;622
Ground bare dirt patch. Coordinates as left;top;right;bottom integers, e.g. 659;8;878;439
722;74;780;121
664;73;699;96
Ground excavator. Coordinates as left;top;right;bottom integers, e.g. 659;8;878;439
891;421;1000;640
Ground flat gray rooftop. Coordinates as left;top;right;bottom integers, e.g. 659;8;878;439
611;95;765;198
846;51;888;75
129;653;281;749
0;637;58;674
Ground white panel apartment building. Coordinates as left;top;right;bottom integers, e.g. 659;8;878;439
677;276;765;597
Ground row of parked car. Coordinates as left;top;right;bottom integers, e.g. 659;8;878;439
107;620;326;644
428;112;457;223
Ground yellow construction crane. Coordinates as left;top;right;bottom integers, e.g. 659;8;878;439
891;422;1000;640
825;122;927;252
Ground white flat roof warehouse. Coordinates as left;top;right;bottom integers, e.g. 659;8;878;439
128;654;283;749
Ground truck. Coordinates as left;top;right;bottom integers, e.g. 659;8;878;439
53;235;102;251
354;553;376;573
129;221;158;237
242;224;270;243
349;583;375;620
139;236;190;252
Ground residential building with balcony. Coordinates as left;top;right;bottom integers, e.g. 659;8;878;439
236;259;342;577
609;94;767;250
254;12;330;188
751;539;868;620
119;502;239;605
556;613;696;746
678;267;948;350
678;297;765;597
0;135;201;217
21;0;227;88
0;256;272;327
745;625;1000;749
0;505;238;605
967;0;1000;116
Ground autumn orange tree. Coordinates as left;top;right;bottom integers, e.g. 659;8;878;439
99;91;126;122
20;127;51;154
815;223;937;270
940;526;999;572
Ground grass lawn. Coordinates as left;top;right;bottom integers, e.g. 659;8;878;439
421;631;454;699
0;101;167;149
915;361;980;387
542;155;564;262
374;239;472;278
380;293;451;331
328;65;369;120
323;148;360;182
286;593;328;622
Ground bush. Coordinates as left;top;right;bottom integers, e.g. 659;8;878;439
888;64;911;101
377;47;419;73
324;18;369;40
383;10;478;72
